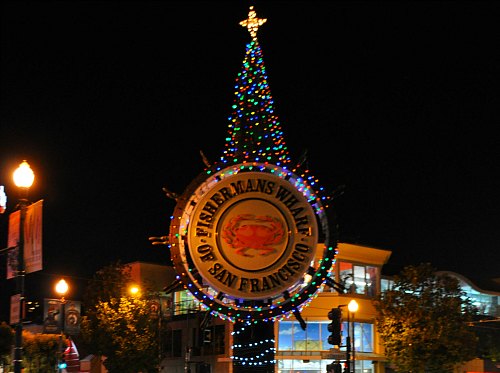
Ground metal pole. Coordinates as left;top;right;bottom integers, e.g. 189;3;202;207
352;313;355;373
14;198;28;373
58;300;66;372
345;311;350;373
184;303;190;373
158;295;162;373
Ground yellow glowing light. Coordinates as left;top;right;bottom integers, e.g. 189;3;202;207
348;299;359;313
240;6;267;38
55;279;69;297
13;160;35;188
129;285;140;296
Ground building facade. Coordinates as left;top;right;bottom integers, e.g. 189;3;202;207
275;243;391;373
129;245;500;373
137;242;392;373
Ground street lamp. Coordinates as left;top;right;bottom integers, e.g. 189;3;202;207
129;284;141;296
12;160;35;373
55;279;69;372
347;300;359;373
56;279;69;301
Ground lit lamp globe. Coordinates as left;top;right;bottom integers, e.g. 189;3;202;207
13;161;35;189
129;285;140;296
56;279;69;301
348;299;359;313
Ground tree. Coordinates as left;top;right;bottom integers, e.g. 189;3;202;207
374;263;477;373
22;330;62;372
0;323;62;372
0;322;13;369
80;261;159;373
92;297;158;372
80;260;132;356
473;317;500;365
82;260;133;306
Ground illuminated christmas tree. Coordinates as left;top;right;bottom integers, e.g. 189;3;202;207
229;8;280;372
219;6;291;167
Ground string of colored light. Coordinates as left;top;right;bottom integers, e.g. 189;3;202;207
219;37;291;166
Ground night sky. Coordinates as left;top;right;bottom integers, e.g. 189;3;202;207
1;1;499;319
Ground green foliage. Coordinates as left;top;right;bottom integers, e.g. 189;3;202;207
80;260;133;355
474;320;500;362
0;326;61;372
83;260;133;307
22;331;63;372
93;297;158;372
0;322;14;367
374;263;477;373
80;261;159;372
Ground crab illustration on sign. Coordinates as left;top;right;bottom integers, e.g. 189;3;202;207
222;214;285;257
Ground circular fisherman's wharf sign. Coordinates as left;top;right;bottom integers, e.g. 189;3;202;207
188;171;318;300
169;163;335;321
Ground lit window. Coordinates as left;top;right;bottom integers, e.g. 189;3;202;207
339;262;379;296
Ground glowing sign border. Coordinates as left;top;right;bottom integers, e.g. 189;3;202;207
169;162;337;322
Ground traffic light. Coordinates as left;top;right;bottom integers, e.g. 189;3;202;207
203;328;212;344
198;362;211;373
58;357;67;369
327;307;342;346
333;362;342;373
57;348;67;371
326;362;342;373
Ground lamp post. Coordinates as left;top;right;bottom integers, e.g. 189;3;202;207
55;278;69;372
347;300;358;373
55;278;69;300
345;308;351;373
129;284;140;297
156;294;164;373
12;160;35;373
